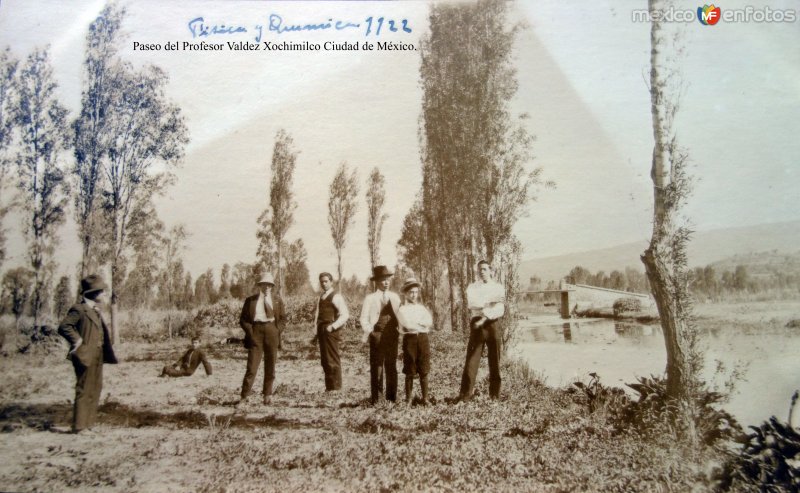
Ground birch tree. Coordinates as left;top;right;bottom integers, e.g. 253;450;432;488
327;163;358;284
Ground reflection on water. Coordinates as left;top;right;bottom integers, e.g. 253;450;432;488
528;319;662;346
511;315;800;427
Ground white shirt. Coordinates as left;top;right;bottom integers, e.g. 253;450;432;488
398;303;433;334
254;290;274;322
313;289;350;330
359;289;402;338
466;279;505;320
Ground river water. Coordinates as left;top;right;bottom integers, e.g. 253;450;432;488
509;314;800;428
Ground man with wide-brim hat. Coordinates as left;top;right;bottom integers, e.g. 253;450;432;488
359;265;403;404
398;277;434;405
238;271;285;405
58;274;118;434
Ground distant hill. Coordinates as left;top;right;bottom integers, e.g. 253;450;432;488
520;220;800;283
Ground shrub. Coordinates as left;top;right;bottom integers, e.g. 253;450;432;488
613;375;743;446
613;297;642;316
572;372;629;415
721;416;800;491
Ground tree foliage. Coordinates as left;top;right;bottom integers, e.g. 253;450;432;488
1;267;33;323
71;6;190;338
72;3;125;277
327;162;359;284
0;48;18;270
52;275;71;319
267;129;297;296
365;167;388;269
401;0;546;333
13;48;70;325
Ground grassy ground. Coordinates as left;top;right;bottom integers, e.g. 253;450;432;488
0;312;751;492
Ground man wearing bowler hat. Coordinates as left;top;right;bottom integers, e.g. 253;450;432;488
58;274;118;434
359;265;402;404
238;272;285;405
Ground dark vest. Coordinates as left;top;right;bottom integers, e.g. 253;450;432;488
374;295;398;333
317;292;339;326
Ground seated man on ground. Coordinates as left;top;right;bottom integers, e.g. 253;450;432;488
160;336;213;377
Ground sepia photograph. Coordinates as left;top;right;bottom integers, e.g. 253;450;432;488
0;0;798;491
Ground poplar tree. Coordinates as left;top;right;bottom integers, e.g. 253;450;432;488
365;167;388;269
327;163;359;284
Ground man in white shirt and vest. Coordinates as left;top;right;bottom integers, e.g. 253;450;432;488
359;265;402;404
459;260;506;401
314;272;350;391
238;272;285;405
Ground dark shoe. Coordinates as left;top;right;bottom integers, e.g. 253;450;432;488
457;394;473;404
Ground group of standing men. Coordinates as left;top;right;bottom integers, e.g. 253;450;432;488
57;260;505;433
238;260;505;407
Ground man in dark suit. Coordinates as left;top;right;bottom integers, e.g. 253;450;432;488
238;272;285;405
58;274;118;434
160;336;213;377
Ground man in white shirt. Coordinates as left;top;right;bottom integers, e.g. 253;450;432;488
359;265;402;404
238;272;285;405
314;272;350;391
398;278;434;405
459;260;506;402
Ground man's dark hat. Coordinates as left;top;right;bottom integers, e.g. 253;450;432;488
80;274;107;295
370;265;394;281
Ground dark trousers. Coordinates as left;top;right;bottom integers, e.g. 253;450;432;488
241;322;279;398
71;352;103;431
317;324;342;391
162;366;192;377
402;333;431;377
369;325;399;402
459;317;503;399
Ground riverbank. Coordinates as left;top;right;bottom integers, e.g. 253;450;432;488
0;319;740;492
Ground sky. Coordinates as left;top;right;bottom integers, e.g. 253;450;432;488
0;0;797;285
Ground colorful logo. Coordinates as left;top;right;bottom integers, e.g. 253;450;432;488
698;4;722;25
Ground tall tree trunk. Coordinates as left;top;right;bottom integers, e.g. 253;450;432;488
336;248;342;288
276;240;283;298
111;262;119;345
643;0;698;441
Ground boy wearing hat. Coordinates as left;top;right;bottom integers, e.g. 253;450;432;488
359;265;402;404
58;274;118;434
313;272;350;391
160;336;213;377
238;272;285;405
398;278;434;405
